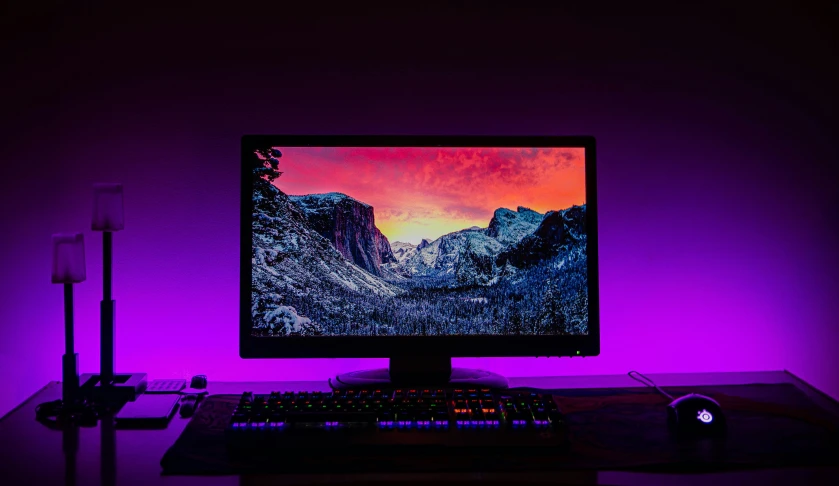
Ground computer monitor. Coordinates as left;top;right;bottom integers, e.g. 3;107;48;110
240;136;599;389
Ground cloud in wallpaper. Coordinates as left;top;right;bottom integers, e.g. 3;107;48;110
276;147;585;244
250;146;589;337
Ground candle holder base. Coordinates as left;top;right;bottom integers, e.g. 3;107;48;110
80;372;147;404
35;397;100;428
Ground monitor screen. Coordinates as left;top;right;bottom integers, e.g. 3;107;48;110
241;136;598;358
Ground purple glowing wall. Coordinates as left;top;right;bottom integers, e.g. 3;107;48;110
1;6;836;416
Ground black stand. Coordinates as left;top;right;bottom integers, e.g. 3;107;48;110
36;283;100;428
80;231;146;403
62;284;80;404
329;356;509;390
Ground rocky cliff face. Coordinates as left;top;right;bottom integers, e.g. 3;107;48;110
251;180;402;335
485;206;543;246
404;227;503;285
399;207;544;285
391;241;418;264
496;204;586;269
289;193;396;277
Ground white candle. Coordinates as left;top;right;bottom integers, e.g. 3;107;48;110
52;233;86;284
92;183;124;231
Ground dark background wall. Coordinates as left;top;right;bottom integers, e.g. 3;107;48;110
1;3;837;416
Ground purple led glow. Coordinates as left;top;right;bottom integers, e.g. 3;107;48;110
2;12;838;419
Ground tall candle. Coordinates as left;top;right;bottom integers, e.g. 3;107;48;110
51;233;86;284
92;183;124;231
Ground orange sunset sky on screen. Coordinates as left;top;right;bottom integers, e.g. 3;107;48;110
273;147;585;245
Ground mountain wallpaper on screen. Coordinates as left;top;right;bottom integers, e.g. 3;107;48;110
250;146;588;336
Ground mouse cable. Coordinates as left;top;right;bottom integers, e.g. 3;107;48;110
627;370;674;400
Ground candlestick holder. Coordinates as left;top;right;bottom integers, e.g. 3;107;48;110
35;234;100;426
79;183;147;404
54;233;86;404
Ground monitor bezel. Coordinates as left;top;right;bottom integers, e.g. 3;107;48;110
240;135;599;358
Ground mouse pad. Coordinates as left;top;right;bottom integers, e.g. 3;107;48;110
160;383;839;474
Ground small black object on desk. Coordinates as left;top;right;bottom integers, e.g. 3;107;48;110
667;393;727;438
178;395;199;418
628;370;728;440
179;375;209;418
114;394;180;429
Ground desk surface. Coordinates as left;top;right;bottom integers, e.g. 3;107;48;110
1;371;837;486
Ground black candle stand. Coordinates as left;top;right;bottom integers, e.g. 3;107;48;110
80;231;146;403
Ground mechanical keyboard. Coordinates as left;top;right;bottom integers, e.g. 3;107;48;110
225;388;568;460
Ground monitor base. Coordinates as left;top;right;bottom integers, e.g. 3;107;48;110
329;357;509;390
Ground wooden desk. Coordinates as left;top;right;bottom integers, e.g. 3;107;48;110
1;371;836;485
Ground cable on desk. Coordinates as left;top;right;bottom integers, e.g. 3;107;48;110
627;370;674;400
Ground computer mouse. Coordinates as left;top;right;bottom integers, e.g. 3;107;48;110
666;393;726;438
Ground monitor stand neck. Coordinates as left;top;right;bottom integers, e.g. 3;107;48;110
329;356;509;390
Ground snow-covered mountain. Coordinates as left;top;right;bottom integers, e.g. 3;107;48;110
289;193;396;277
416;238;433;251
486;207;543;246
403;227;503;285
397;207;546;285
496;205;586;269
251;177;402;335
391;241;418;264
